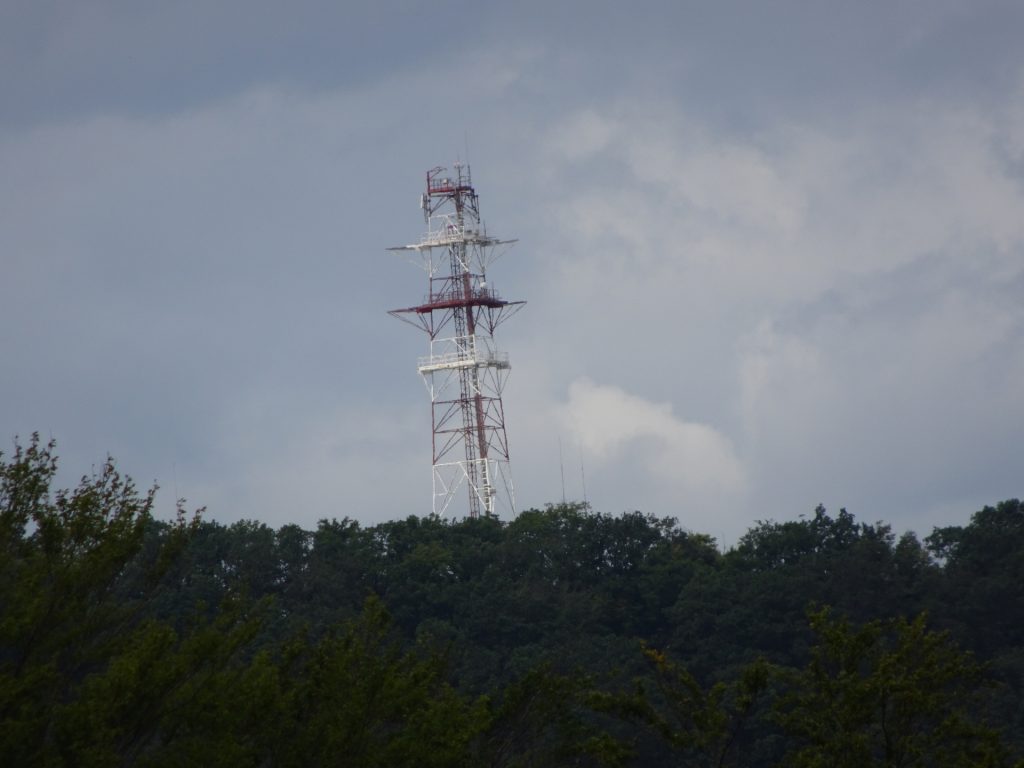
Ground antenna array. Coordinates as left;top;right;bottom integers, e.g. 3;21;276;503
387;165;525;517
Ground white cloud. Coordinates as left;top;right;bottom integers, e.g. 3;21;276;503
544;109;617;162
738;319;829;448
540;94;1024;303
522;84;1024;535
556;377;745;499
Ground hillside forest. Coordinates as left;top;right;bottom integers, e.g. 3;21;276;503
2;435;1023;766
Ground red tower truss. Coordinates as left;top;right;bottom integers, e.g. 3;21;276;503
388;165;525;518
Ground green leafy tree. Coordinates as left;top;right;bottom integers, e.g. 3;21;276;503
775;608;1017;767
479;662;630;768
265;597;488;768
595;644;771;767
0;435;197;764
55;597;269;766
669;506;936;680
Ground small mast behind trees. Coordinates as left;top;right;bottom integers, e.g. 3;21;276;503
388;165;524;518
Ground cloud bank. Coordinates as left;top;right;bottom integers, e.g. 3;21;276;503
2;2;1022;545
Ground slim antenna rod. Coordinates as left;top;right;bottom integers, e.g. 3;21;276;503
579;440;588;509
558;436;566;505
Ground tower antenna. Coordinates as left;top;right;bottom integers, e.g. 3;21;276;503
558;436;567;505
387;164;525;518
579;439;588;509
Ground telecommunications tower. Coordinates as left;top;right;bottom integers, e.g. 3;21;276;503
387;165;525;518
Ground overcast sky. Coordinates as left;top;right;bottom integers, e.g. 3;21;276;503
2;1;1022;545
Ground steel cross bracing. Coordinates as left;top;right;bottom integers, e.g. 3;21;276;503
387;165;524;518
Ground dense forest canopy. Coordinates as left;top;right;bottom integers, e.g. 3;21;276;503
2;435;1022;766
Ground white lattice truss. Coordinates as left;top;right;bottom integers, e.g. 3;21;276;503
387;165;524;518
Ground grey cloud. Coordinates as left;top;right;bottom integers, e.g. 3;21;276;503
2;1;1022;543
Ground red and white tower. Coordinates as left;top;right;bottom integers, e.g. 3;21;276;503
388;165;525;518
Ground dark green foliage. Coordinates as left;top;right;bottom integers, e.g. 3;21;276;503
480;662;631;767
243;597;489;768
2;438;1021;766
926;499;1024;754
0;434;198;764
594;644;771;767
667;505;939;681
775;608;1015;767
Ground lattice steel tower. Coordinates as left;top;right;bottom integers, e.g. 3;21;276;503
388;165;525;518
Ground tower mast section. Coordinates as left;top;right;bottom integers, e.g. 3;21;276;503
387;165;525;518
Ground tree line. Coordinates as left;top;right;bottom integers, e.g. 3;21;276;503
2;435;1022;766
